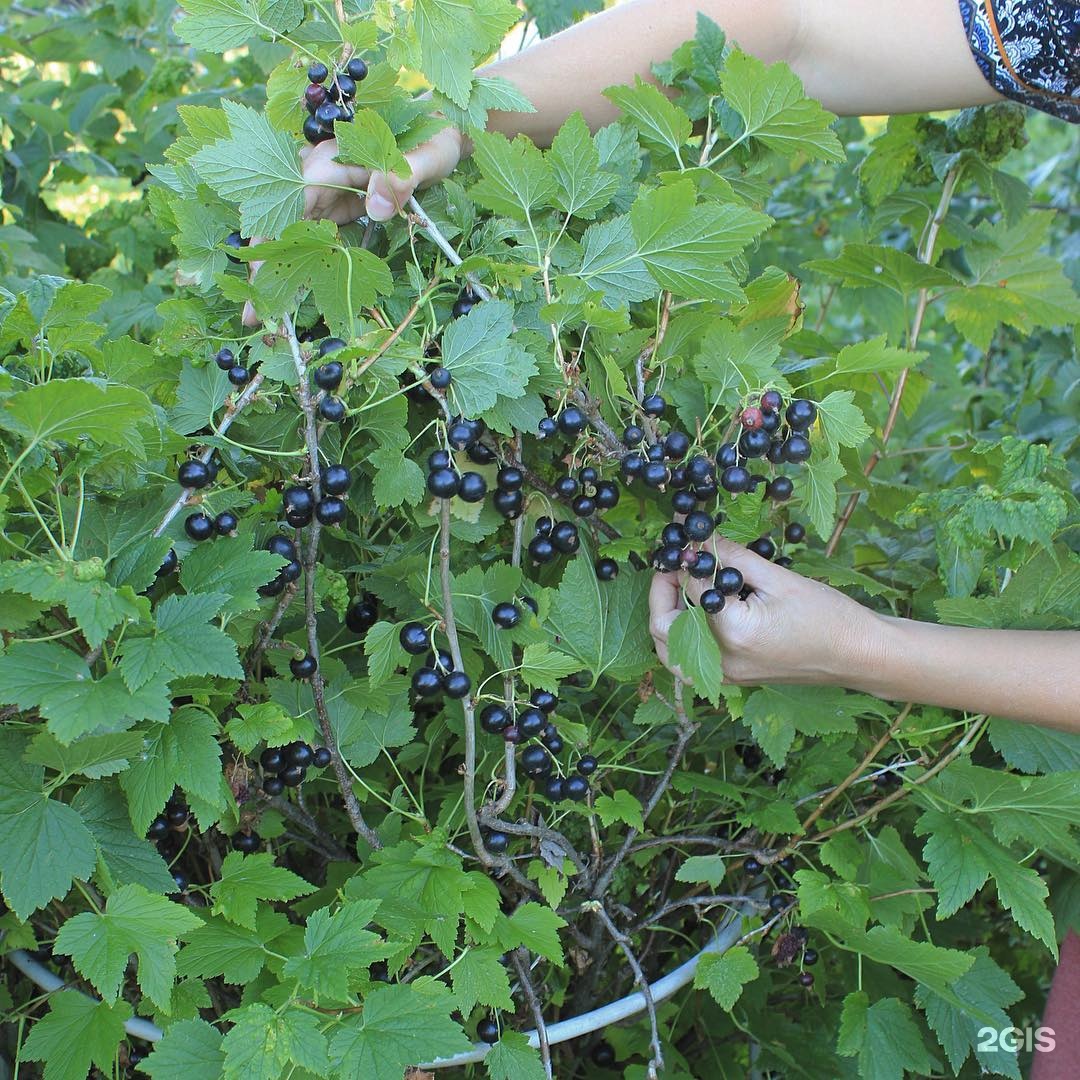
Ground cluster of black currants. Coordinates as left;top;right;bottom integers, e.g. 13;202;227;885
312;336;348;423
258;534;303;597
399;622;472;700
715;391;817;496
259;741;332;795
213;343;256;389
527;516;580;564
552;463;620;520
478;690;598;832
302;56;369;145
177;454;239;543
536;402;589;442
147;791;193;894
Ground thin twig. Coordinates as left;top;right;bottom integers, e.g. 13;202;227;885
283;313;381;850
587;902;663;1078
633;893;769;934
244;581;300;683
407;196;493;300
511;950;553;1080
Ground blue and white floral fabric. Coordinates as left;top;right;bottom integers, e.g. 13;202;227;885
958;0;1080;122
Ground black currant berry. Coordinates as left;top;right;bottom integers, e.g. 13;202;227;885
716;566;744;595
716;443;739;470
664;430;690;460
400;622;429;654
662;523;687;547
214;347;235;370
304;83;326;110
492;488;523;518
315;101;342;125
741;406;765;430
480;704;510;734
452;289;478;319
689;551;717;579
284;487;314;516
308;61;329;83
571;494;595;517
290;654;317;679
458;472;487;503
537;417;557;439
178;459;211;489
148;816;169;840
558;406;587;436
767;476;794;502
761;409;782;434
335;73;357;99
544;735;564;755
429;449;451;471
443;670;471;699
783;435;812;463
594;481;620;509
544;776;565;801
684;511;714;542
323;464;351;495
565;775;590;801
595;557;619;581
528;536;556;563
185;513;214;541
720;466;752;494
427;647;452;673
748;536;777;560
518;708;545;738
641;393;666;417
231;831;261;854
428;366;451;390
592;1041;616;1068
313;366;344;399
485;831;509;855
761;389;783;412
623;424;644;447
785;399;817;430
318;396;346;423
315;497;346;526
345;56;369;81
688;455;714;484
700;589;724;614
555;476;578;499
427;468;460;499
412;667;442;697
653;545;682;571
492;602;520;629
260;747;284;771
621;452;645;478
802;948;818;966
784;522;806;544
477;1018;500;1044
577;754;598;776
551;521;579;554
799;972;815;988
496;466;523;491
228;365;250;387
345;597;377;634
643;462;670;488
303;115;332;144
671;489;697;514
739;428;772;458
530;689;558;714
214;511;238;535
280;765;305;787
521;745;550;775
313;746;333;768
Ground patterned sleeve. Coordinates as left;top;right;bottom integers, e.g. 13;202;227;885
958;0;1080;123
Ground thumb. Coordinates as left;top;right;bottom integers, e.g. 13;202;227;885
365;125;464;221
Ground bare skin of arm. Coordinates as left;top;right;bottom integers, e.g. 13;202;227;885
648;538;1080;731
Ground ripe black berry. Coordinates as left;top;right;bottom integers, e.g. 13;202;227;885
492;602;520;629
621;452;644;478
443;670;471;699
313;746;332;768
623;424;644;447
260;747;284;771
572;494;595;517
284;486;314;515
684;511;714;542
227;365;250;387
492;488;523;518
518;708;545;738
716;443;739;469
671;489;696;514
689;551;717;579
802;948;818;966
521;745;550;775
536;416;557;439
214;510;238;535
661;523;687;548
178;459;211;489
314;361;343;390
744;857;762;874
766;438;787;464
721;466;751;493
557;406;587;436
315;497;346;526
185;513;214;541
641;393;666;417
422;365;450;391
761;409;781;434
231;831;261;854
290;654;317;679
565;775;590;801
799;972;815;988
700;588;725;614
716;566;744;595
767;476;794;501
556;476;578;499
148;816;169;840
544;735;564;755
412;667;442;697
280;764;305;787
319;397;346;423
214;347;235;370
315;101;342;125
334;73;357;99
480;704;510;734
304;83;326;110
643;462;670;488
653;545;682;571
577;754;598;776
544;776;565;801
303;115;332;144
595;557;618;581
427;468;460;499
594;481;620;509
308;61;329;83
551;521;579;554
688;455;714;484
784;522;806;544
452;289;478;319
400;623;429;654
739;428;772;458
262;774;285;796
748;536;777;560
783;435;812;463
592;1041;616;1068
582;468;598;487
485;831;509;855
322;464;351;496
458;472;487;503
769;894;789;912
346;56;369;81
496;466;523;491
530;689;558;714
528;536;556;563
786;399;817;430
664;430;690;460
503;725;521;744
477;1018;500;1044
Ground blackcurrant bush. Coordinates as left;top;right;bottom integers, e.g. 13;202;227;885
308;61;329;83
530;689;558;714
214;511;238;535
313;746;332;768
595;557;619;581
767;476;794;502
557;406;586;435
496;466;523;491
412;667;442;697
716;566;744;595
346;56;369;81
492;602;520;629
749;536;777;560
485;831;509;855
323;464;351;495
783;434;812;463
443;670;471;699
700;589;725;614
785;399;817;430
641;393;666;417
318;396;346;423
684;510;714;542
214;347;235;370
231;831;261;854
784;522;806;544
623;424;644;446
314;361;343;390
185;513;214;541
178;459;211;489
457;472;487;503
480;704;510;734
290;654;317;679
427;468;460;499
565;775;590;801
721;466;752;493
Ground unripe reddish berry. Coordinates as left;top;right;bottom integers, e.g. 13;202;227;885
740;407;764;430
761;390;783;412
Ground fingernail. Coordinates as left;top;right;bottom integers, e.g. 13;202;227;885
366;192;394;220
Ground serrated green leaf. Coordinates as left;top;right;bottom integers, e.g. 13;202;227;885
142;1018;226;1080
335;108;412;179
484;1030;547;1080
668;604;724;706
469;130;555;220
225;702;300;754
548;111;620;220
179;537;285;615
604;76;692;158
833;335;925;376
21;991;132;1080
282;899;384;1000
210;850;314;930
519;642;584;690
675;854;727;888
836;993;938;1080
801;454;847;541
451;945;515;1015
369;446;427;508
693;946;759;1010
222;1003;329;1080
594;789;646;832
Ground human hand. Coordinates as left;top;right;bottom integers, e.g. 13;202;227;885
648;536;884;687
242;124;465;326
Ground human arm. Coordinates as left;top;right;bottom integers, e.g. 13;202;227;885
648;537;1080;730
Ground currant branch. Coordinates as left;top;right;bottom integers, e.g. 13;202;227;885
510;949;553;1080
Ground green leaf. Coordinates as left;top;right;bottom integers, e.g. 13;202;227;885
837;993;937;1080
469;130;555;220
0;378;153;455
548;111;620;219
142;1018;226;1080
224;702;300;754
594;789;646;832
179;536;286;615
178;909;292;984
451;945;515;1015
802;243;957;297
25;729;143;780
176;0;303;52
440;300;537;418
210;850;314;930
813;389;873;460
547;557;653;685
833;334;925;377
675;854;727;888
795;869;872;929
693;946;759;1010
282;899;384;1000
363;621;404;689
170;360;230;436
801;454;847;541
721;49;844;163
629;180;771;302
332;677;416;770
0;732;97;920
485;1030;547;1080
369;447;427;508
191;100;306;238
576;216;657;305
498;903;566;964
335;108;412;178
21;991;132;1080
222;1003;330;1080
988;718;1080;774
668;605;724;706
519;642;584;691
604;76;692;159
53;883;202;1010
328;983;472;1079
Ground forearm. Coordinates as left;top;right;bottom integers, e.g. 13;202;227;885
850;617;1080;730
477;0;999;147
